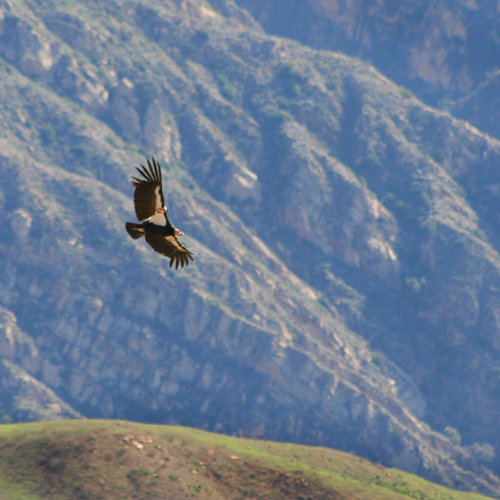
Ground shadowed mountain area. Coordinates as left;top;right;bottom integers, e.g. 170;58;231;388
233;0;500;106
2;0;500;497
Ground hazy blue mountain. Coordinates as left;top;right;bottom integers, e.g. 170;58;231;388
233;0;500;105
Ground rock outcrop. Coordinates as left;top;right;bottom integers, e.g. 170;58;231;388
0;306;82;421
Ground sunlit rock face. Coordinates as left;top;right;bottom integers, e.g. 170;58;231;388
0;15;54;77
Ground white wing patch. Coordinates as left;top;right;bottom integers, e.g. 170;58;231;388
145;185;167;225
148;211;167;226
154;186;162;206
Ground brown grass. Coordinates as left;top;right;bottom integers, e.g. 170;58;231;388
0;420;493;500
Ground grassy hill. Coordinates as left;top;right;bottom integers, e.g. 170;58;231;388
0;419;493;500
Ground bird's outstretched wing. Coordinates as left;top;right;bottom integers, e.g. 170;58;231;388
131;157;165;222
145;233;194;269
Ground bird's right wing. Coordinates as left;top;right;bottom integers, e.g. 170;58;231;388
131;157;165;222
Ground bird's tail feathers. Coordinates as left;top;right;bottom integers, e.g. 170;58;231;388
125;222;146;240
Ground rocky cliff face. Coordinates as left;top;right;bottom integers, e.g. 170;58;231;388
0;306;82;422
1;0;500;496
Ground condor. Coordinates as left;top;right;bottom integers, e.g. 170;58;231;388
125;158;194;269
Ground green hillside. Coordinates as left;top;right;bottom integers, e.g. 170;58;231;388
0;419;493;500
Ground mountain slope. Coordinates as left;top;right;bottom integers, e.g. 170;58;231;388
0;419;495;500
232;0;500;105
1;0;500;495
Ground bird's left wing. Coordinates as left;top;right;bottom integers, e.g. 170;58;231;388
145;233;194;269
131;157;165;222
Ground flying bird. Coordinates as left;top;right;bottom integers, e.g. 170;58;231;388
125;157;194;269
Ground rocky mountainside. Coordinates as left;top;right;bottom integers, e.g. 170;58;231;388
233;0;500;106
241;0;500;152
2;0;500;496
